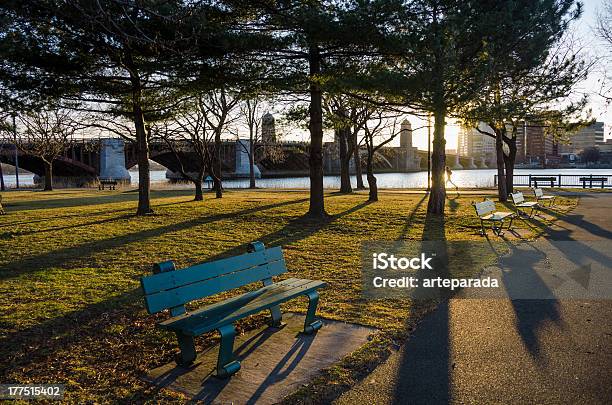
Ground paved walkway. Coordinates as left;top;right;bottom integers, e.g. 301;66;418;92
337;193;612;404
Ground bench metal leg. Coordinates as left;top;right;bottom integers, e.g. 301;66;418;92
175;332;197;367
216;324;240;378
480;219;486;236
303;291;323;334
268;305;283;328
493;220;504;236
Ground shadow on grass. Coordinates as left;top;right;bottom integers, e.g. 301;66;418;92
397;194;427;240
3;189;199;212
0;197;377;404
0;197;309;280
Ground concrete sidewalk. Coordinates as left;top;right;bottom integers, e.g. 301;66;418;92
337;193;612;404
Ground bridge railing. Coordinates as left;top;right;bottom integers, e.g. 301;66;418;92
494;174;612;188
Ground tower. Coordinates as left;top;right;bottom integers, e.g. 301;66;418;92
400;119;412;148
261;112;276;143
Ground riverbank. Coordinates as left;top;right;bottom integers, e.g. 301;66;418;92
0;189;577;403
2;168;612;189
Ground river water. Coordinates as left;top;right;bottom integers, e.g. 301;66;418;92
2;168;611;189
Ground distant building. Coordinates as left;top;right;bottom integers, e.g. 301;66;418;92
396;120;421;171
261;112;276;143
558;122;605;154
457;123;495;159
516;121;557;166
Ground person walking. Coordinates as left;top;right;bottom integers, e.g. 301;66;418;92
445;166;459;191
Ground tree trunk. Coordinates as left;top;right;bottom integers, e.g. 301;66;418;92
353;132;365;189
194;169;205;201
249;139;256;189
307;44;326;218
43;160;53;191
214;132;223;198
0;162;5;191
338;128;352;193
495;130;508;201
427;108;446;214
129;72;152;215
504;135;517;195
366;152;377;201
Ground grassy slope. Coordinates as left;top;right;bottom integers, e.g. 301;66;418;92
0;189;576;403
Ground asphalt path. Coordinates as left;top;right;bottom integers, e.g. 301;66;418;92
337;193;612;405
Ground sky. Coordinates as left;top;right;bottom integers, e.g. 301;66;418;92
268;0;611;151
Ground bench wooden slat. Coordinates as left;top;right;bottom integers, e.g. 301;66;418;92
143;257;288;314
474;200;496;216
141;246;284;295
158;278;301;325
161;279;326;336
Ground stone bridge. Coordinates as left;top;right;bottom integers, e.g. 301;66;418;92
0;135;495;186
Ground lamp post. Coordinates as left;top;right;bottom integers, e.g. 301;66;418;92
427;114;431;191
12;113;19;189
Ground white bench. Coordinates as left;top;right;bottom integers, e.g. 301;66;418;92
533;188;555;207
473;199;515;236
510;191;539;218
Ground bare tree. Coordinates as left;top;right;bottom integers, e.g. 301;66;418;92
596;0;612;102
201;88;240;198
155;90;239;200
16;109;84;190
237;96;284;188
361;110;403;202
597;0;612;48
154;97;215;201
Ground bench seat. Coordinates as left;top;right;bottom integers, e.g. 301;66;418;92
160;278;326;336
480;212;514;221
473;199;515;236
514;201;538;208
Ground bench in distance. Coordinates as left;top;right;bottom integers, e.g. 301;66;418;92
579;177;607;189
473;199;515;236
98;179;118;190
533;188;555;207
510;191;539;218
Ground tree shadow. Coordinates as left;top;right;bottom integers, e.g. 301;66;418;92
0;198;373;396
397;194;427;240
0;197;309;280
496;241;565;361
391;212;451;404
4;189;198;212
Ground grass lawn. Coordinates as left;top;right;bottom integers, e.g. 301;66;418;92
0;188;577;403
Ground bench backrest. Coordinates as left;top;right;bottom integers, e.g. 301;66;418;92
534;188;544;198
510;192;524;204
140;242;286;314
474;199;495;217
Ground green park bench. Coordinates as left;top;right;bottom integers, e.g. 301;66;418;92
473;199;515;236
140;241;326;378
510;191;539;218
